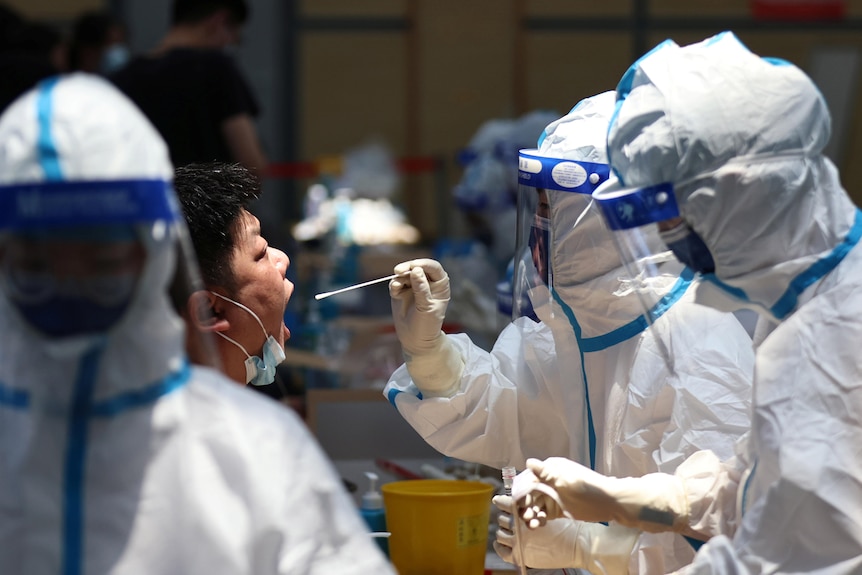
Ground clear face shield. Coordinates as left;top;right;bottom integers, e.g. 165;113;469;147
511;150;611;322
0;179;221;369
592;180;689;278
592;180;695;370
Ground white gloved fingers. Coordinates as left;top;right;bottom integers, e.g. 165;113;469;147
392;259;418;276
391;259;449;301
492;494;514;514
406;258;447;283
389;275;412;300
528;456;598;486
408;266;437;311
493;496;517;531
392;259;448;285
493;541;516;565
522;499;549;529
389;260;422;300
497;512;514;532
498;517;604;569
517;488;564;529
495;522;516;547
416;260;450;300
526;457;692;533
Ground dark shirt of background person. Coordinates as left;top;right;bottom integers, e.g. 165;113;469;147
0;5;66;114
109;0;267;174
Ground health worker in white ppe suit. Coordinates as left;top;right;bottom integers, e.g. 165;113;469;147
385;91;754;574
514;31;862;574
0;74;393;575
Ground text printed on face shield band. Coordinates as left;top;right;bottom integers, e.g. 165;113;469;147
518;151;611;194
0;180;178;228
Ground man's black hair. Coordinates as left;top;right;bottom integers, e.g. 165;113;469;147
68;11;121;70
174;162;260;291
171;0;249;26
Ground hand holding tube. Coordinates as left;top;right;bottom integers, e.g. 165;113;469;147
494;495;639;573
517;457;690;534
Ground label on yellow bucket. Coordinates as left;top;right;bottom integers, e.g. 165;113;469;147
455;514;486;548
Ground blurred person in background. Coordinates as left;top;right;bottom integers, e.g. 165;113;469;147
0;4;66;114
68;10;129;75
0;74;392;574
110;0;267;174
454;110;559;274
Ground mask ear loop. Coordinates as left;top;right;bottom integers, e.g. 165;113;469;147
213;330;252;360
210;291;269;340
209;292;273;383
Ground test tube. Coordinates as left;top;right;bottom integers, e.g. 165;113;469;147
502;466;516;496
500;466;528;575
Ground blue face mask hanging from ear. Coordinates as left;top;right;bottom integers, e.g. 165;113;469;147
659;221;716;274
210;292;286;386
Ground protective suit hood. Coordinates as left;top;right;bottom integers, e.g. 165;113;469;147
608;32;860;320
0;74;193;409
535;91;685;337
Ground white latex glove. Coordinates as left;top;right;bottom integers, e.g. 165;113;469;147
518;458;690;534
493;495;639;574
390;259;463;397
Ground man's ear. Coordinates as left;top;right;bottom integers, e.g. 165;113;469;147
187;290;230;333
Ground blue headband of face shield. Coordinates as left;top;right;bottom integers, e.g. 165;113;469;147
0;179;180;337
0;180;180;230
594;181;715;273
515;151;612;293
518;151;611;193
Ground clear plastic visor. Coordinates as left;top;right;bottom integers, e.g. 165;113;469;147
0;179;221;370
511;150;611;321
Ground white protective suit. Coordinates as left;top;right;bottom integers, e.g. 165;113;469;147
0;74;393;575
594;31;862;573
385;91;754;573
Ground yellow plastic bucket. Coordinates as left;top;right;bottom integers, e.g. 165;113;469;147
381;479;494;575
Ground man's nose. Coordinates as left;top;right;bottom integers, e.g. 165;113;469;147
272;248;289;276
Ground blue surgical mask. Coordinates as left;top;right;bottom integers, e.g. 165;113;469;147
211;292;286;386
4;271;137;337
528;215;551;285
659;221;715;274
16;297;129;337
100;44;131;75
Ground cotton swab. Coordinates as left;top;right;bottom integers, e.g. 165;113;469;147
314;272;408;301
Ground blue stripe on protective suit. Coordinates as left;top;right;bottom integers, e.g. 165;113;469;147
56;346;190;575
702;209;862;320
63;343;105;575
579;268;694;352
0;383;29;409
91;360;191;417
551;290;597;469
770;208;862;319
388;387;422;408
36;76;63;181
553;267;694;470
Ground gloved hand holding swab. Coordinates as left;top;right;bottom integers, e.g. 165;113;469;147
314;272;409;300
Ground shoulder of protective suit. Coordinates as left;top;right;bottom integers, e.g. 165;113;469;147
184;366;312;449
